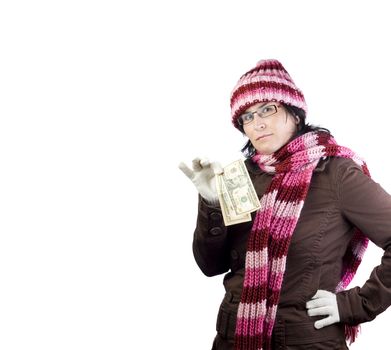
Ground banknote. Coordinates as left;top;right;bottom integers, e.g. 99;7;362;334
216;175;252;225
216;159;261;226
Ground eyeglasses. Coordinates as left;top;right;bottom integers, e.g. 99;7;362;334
238;104;280;125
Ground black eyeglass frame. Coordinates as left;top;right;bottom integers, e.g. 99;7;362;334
237;103;280;126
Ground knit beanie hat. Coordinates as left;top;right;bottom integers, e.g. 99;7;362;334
230;59;308;129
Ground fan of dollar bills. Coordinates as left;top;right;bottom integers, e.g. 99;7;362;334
216;159;261;226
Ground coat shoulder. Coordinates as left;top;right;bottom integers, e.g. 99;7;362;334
324;156;363;176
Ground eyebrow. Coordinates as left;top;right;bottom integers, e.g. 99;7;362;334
247;102;269;113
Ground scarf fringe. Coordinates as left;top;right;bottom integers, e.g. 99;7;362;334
345;325;361;345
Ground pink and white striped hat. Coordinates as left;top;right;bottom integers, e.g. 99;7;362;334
230;59;308;129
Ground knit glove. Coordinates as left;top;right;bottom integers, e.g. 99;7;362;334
178;157;223;204
306;290;340;329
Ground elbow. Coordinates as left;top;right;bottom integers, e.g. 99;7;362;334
200;264;228;277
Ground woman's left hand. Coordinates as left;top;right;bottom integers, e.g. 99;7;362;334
306;290;340;329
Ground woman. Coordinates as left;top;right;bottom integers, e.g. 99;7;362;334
179;59;391;349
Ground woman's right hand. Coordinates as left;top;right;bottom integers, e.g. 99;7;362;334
178;157;223;203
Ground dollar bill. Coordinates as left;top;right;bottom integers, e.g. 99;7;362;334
216;159;261;226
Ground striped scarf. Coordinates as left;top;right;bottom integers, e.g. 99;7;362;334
234;131;370;350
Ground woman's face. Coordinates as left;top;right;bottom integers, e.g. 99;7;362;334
242;102;299;155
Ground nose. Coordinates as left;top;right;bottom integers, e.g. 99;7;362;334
253;114;266;130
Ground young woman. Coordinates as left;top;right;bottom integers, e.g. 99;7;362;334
179;59;391;349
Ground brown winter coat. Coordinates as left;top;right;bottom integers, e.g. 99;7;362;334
193;157;391;350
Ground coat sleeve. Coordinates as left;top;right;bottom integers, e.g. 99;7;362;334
335;159;391;325
192;195;230;277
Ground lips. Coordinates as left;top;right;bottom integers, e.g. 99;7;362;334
256;134;272;140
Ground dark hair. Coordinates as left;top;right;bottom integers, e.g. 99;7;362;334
239;103;332;159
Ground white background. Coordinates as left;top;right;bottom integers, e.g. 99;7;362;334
1;0;390;349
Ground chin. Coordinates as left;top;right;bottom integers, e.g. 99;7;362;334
254;141;277;155
256;148;274;156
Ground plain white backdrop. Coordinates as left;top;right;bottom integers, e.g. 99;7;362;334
1;1;391;349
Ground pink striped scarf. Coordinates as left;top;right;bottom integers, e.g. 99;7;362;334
234;131;370;350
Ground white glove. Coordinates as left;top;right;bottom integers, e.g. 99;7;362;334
306;290;340;329
178;157;223;203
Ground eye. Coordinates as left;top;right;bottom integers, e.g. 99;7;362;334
241;113;254;122
259;106;274;114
